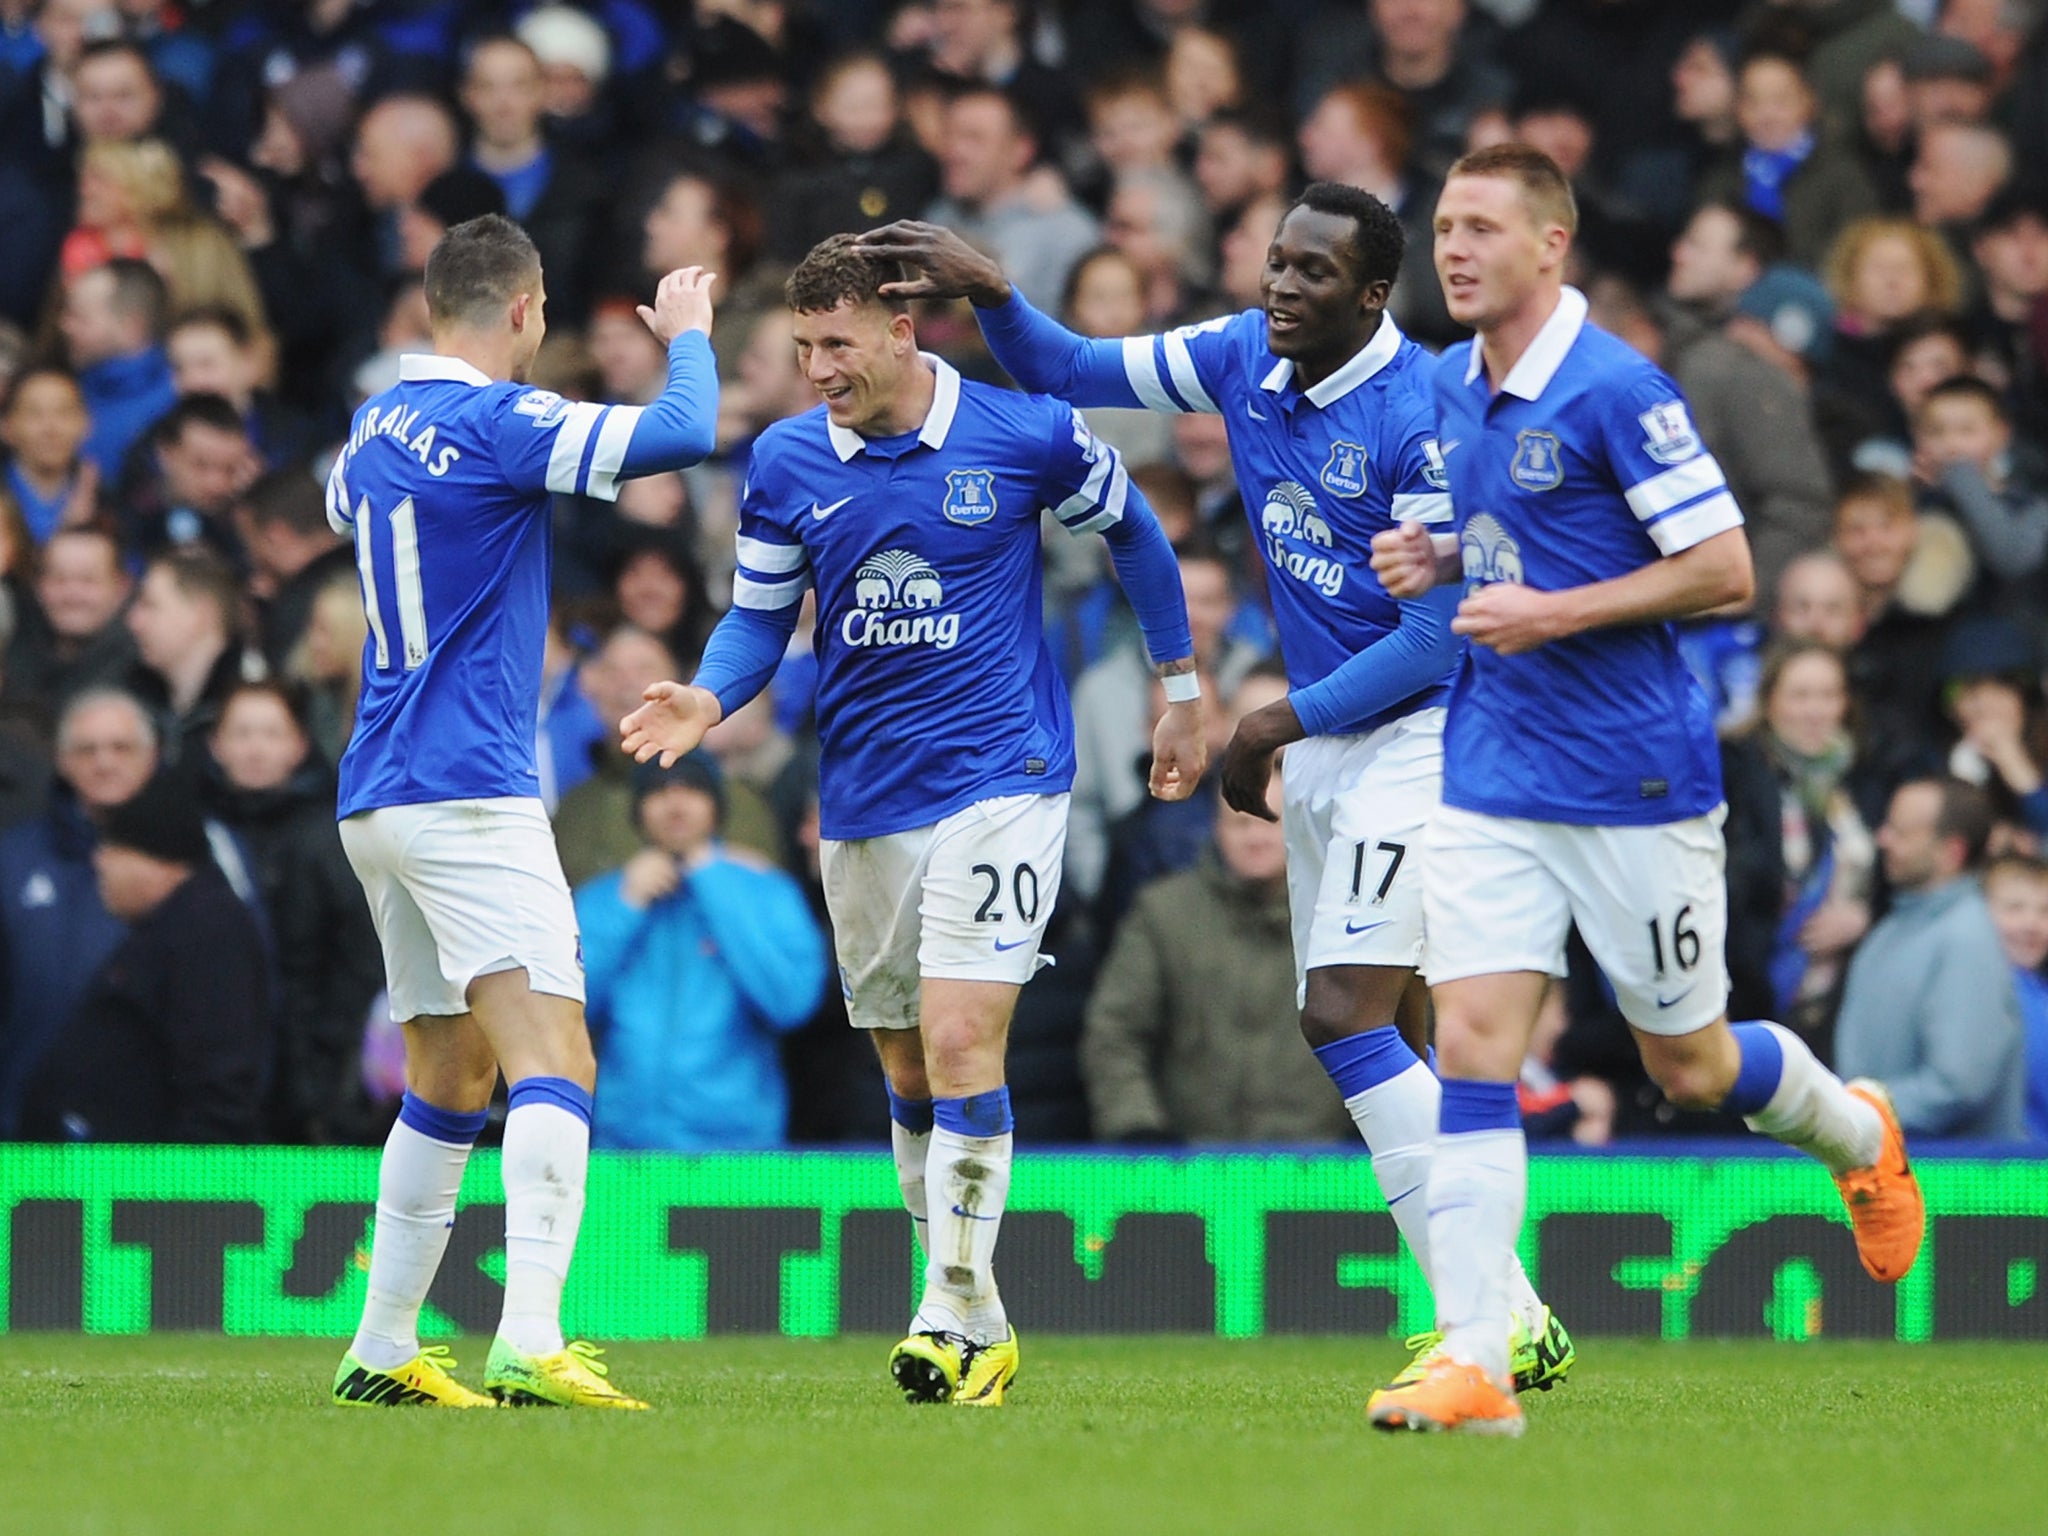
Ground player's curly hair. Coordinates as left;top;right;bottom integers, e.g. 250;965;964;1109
784;233;910;316
1288;181;1406;289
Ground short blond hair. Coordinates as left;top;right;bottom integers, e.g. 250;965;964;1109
81;138;188;225
1444;142;1578;237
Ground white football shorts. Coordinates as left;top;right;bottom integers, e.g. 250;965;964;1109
1422;801;1732;1037
819;792;1069;1031
340;796;585;1021
1282;707;1444;1003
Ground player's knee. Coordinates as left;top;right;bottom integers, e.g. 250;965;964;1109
874;1037;930;1100
919;1014;996;1085
407;1058;497;1114
1296;997;1354;1050
1298;969;1409;1050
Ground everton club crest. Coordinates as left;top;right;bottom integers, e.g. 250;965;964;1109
1509;429;1564;492
1319;440;1369;499
943;468;997;527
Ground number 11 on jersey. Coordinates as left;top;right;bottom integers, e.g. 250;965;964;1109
354;494;429;671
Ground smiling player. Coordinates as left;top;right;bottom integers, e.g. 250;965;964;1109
861;187;1574;1396
620;234;1204;1407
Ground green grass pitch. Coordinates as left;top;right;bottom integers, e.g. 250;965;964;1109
3;1335;2045;1536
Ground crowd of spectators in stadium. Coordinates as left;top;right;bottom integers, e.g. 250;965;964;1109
1;0;2046;1150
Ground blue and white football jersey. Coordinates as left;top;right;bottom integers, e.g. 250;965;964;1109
983;299;1454;736
325;353;654;819
1431;288;1745;826
731;358;1147;840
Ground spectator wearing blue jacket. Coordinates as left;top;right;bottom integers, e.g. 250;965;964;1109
0;689;160;1136
576;751;826;1151
59;260;177;479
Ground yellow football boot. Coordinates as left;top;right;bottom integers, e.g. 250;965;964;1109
331;1346;495;1408
483;1338;648;1409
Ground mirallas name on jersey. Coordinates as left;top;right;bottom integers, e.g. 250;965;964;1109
341;401;463;477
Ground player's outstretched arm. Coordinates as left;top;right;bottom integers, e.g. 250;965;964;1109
1453;527;1755;657
858;222;1150;410
637;265;718;344
854;221;1012;307
611;266;721;480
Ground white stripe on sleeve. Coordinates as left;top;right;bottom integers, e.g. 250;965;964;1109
325;457;353;534
1645;491;1744;556
1624;455;1726;521
735;534;808;574
1121;336;1183;414
732;570;813;610
1052;446;1115;526
1162;331;1221;414
1059;454;1130;536
1390;491;1453;525
543;401;606;495
583;405;645;500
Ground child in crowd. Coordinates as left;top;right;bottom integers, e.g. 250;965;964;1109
1914;376;2048;644
1982;854;2048;1141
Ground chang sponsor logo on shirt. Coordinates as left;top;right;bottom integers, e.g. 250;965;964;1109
841;548;961;651
1259;481;1344;597
1460;512;1525;587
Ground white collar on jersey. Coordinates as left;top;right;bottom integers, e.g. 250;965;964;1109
1463;285;1589;400
826;353;962;461
1257;314;1406;407
398;353;494;388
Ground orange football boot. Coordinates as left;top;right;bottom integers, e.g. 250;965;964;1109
1367;1359;1525;1437
1835;1080;1926;1283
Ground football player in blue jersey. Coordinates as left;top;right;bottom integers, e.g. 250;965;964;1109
861;188;1573;1394
324;215;721;1411
1365;145;1925;1437
620;235;1205;1407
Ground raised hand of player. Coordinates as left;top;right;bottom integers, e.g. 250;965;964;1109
639;266;718;345
1219;700;1303;821
851;221;1012;308
1452;582;1572;656
620;681;723;767
1148;695;1209;804
1371;522;1442;599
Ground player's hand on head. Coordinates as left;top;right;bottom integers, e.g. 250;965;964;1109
1148;697;1209;804
620;681;719;766
852;221;1011;307
1371;522;1440;599
1452;583;1567;656
639;266;718;345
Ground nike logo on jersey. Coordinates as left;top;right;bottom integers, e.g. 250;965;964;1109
1655;984;1697;1009
1344;918;1389;936
811;496;853;521
992;937;1031;952
1244;400;1268;422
